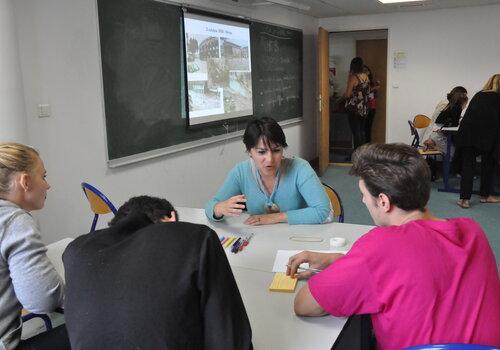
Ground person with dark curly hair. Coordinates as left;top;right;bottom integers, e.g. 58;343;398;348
63;195;252;350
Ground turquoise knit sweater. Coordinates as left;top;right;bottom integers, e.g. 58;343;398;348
205;158;331;225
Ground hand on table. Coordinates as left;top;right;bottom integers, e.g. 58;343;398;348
244;212;287;226
214;195;246;218
286;251;344;279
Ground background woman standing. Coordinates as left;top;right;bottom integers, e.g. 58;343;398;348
344;57;370;150
455;74;500;208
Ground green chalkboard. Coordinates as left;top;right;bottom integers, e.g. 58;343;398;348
251;22;303;122
98;0;186;161
98;0;303;165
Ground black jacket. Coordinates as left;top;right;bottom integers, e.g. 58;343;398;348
455;91;500;159
63;214;252;350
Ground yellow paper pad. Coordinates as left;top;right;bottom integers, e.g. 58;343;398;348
269;272;297;292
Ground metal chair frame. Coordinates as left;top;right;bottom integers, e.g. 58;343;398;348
322;182;345;223
21;312;53;331
81;182;118;232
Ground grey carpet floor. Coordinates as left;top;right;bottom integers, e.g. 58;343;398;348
321;164;500;268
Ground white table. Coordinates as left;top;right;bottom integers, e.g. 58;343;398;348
177;207;373;349
46;209;373;350
46;237;73;278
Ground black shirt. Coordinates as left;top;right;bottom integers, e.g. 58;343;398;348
456;91;500;158
63;214;252;349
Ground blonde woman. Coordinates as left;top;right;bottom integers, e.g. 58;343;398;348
455;74;500;208
0;143;69;349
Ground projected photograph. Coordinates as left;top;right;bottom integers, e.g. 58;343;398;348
221;38;250;71
207;58;228;89
225;72;252;112
188;81;222;112
186;34;213;81
184;14;253;125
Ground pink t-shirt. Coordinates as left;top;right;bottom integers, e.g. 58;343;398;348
308;218;500;350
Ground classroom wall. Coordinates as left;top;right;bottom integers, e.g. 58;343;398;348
0;0;27;142
320;4;500;144
12;0;319;243
329;35;354;96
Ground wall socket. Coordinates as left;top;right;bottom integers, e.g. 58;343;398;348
37;104;50;118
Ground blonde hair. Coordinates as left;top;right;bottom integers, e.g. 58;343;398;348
0;142;39;193
483;74;500;93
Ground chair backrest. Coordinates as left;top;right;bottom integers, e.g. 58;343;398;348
409;114;432;148
81;182;117;232
404;344;500;350
322;183;344;223
413;114;431;128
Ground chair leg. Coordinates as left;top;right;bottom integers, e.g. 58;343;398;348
90;214;98;232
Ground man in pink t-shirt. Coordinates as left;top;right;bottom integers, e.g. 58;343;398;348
287;143;500;350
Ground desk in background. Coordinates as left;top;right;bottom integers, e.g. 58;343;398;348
46;208;373;349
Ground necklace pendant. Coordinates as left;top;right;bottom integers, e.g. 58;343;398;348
266;203;280;213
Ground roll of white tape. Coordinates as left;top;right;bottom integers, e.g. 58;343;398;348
330;237;346;248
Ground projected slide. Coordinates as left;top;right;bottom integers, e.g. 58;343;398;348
184;13;253;125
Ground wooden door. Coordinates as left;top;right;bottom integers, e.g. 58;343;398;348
318;27;330;175
356;39;387;143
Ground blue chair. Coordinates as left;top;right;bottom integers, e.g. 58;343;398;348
21;311;52;331
404;344;500;350
322;182;344;223
81;182;117;232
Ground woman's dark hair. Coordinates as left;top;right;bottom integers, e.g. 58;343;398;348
350;143;431;212
443;86;468;113
109;195;178;226
446;86;467;102
350;57;364;74
364;65;374;86
243;117;288;151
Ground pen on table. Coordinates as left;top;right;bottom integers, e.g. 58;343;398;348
219;236;225;242
286;264;322;274
231;237;242;253
233;237;245;254
238;233;254;252
220;237;229;245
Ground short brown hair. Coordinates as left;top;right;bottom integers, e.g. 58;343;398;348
350;143;431;212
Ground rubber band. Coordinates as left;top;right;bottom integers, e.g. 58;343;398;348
289;236;324;243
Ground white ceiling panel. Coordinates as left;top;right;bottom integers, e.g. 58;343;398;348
212;0;500;18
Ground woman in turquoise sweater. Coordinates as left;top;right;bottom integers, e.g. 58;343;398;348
206;117;332;225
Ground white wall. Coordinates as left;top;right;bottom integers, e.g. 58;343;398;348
12;0;319;243
320;4;500;144
329;35;354;96
0;0;27;142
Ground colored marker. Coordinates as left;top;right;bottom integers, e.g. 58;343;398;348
223;236;236;249
239;233;254;251
231;238;242;253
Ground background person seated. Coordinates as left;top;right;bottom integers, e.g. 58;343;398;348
288;143;500;350
422;86;468;153
63;196;252;350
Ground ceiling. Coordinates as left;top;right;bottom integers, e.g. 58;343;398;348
210;0;500;18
